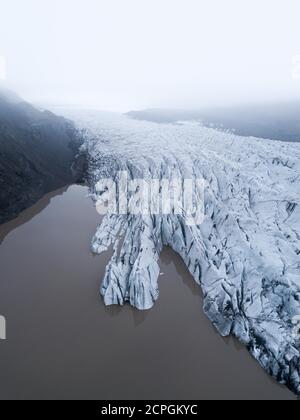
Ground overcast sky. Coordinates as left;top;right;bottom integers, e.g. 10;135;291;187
1;0;300;111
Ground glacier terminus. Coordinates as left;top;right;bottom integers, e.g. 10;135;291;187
65;110;300;395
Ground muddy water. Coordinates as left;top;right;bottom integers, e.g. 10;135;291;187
0;185;296;400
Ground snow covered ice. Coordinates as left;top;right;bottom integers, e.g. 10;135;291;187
68;110;300;395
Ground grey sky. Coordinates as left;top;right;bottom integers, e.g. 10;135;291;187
1;0;300;111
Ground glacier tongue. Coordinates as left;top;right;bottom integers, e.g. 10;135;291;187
74;111;300;395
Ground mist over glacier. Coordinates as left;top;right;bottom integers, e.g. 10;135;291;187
2;0;300;110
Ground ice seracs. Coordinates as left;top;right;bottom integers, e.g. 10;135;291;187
68;110;300;395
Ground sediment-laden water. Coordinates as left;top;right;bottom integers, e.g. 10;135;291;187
0;185;295;399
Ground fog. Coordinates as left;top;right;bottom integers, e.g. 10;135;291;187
1;0;300;111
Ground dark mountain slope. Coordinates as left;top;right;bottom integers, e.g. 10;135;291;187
0;89;84;224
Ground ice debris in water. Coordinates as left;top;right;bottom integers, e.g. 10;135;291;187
70;111;300;395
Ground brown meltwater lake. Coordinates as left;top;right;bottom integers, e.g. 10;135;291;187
0;185;296;400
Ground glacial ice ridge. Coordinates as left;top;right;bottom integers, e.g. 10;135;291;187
71;111;300;395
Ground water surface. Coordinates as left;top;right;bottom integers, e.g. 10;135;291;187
0;185;296;400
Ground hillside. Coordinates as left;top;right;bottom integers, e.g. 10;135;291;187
127;103;300;142
0;90;84;224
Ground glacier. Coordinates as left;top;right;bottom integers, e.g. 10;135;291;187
67;110;300;395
